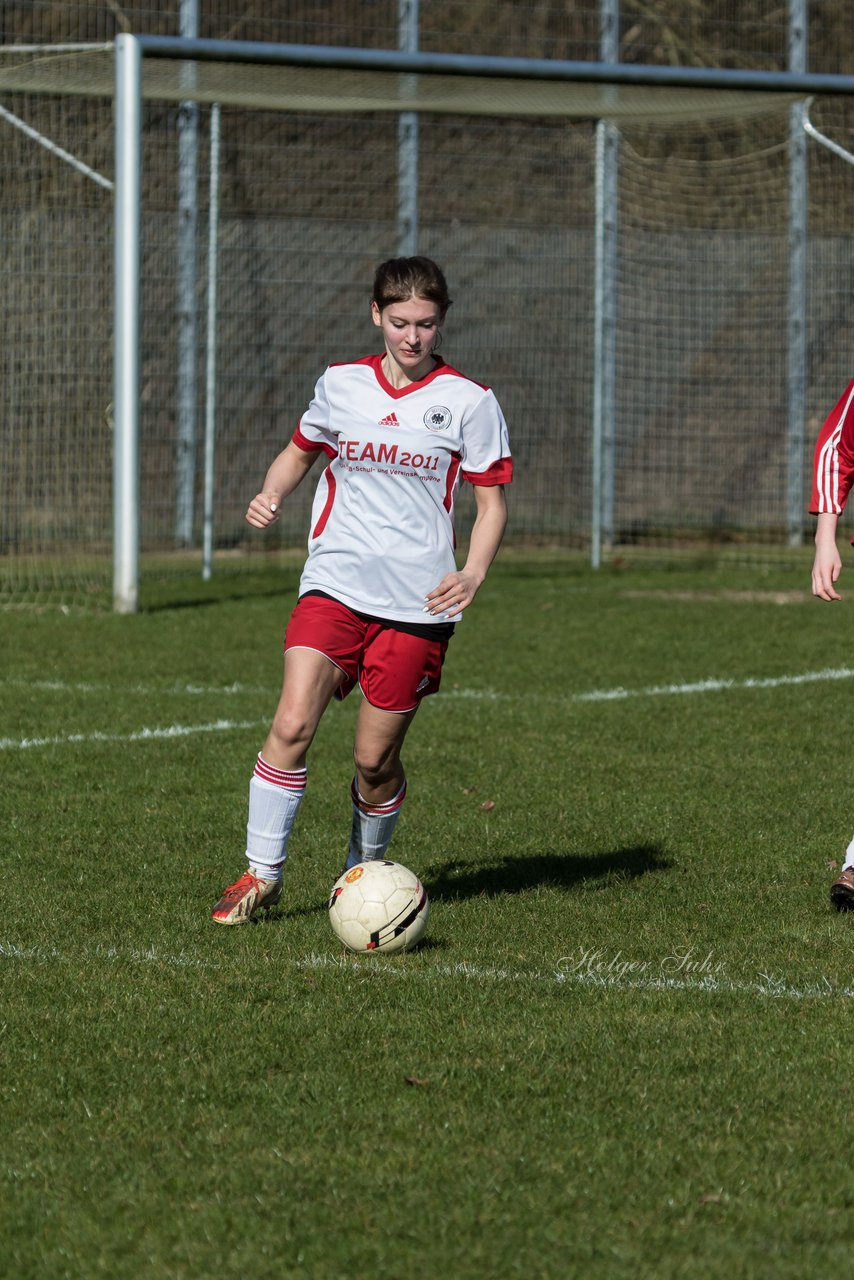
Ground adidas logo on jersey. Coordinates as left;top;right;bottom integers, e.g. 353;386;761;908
378;412;400;427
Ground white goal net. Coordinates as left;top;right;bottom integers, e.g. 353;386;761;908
0;40;852;605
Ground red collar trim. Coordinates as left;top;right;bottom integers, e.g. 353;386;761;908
370;353;448;399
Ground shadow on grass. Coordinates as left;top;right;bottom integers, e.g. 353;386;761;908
140;581;296;613
264;846;670;923
424;844;672;902
277;901;329;921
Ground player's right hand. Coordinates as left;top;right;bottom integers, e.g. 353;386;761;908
811;544;843;601
245;492;281;529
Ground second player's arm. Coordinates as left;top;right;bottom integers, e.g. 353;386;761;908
812;511;843;602
245;440;321;529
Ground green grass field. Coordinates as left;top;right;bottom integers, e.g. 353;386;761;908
4;552;854;1279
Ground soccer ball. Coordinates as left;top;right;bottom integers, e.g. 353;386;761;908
328;860;430;954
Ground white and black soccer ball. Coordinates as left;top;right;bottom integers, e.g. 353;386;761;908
328;860;429;954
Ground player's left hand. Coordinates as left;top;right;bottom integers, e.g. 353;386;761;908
811;541;843;601
424;570;482;619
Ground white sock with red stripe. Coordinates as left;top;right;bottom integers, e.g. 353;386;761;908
246;754;307;881
345;776;407;870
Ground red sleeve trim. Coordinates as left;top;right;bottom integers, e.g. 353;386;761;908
293;425;337;461
462;457;514;486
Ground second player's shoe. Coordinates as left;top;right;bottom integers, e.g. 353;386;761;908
830;866;854;911
211;870;282;925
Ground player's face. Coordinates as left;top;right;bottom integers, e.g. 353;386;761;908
372;295;443;384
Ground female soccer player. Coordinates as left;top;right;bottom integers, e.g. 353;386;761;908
810;376;854;907
212;256;513;924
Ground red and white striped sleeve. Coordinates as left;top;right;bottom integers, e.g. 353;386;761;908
811;378;854;515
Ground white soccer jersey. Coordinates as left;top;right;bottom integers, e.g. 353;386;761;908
292;354;513;624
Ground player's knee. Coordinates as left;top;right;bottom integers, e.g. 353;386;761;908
352;746;397;790
270;707;315;754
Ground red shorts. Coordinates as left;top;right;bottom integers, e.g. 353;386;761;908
284;594;450;713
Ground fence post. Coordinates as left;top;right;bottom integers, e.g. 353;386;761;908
787;0;808;547
592;0;620;567
176;0;199;547
202;104;221;583
398;0;419;255
113;33;142;613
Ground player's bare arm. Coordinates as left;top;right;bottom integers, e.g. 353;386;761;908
245;441;320;529
812;511;843;602
425;485;508;618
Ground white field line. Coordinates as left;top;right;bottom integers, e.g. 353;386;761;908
3;666;854;753
574;665;854;702
297;953;854;1004
0;677;271;696
5;665;854;705
447;665;854;704
0;719;268;751
1;939;852;1004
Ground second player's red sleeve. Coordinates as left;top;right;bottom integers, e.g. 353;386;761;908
811;378;854;515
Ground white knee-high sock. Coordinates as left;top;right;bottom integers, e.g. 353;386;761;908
246;754;307;881
345;777;407;870
844;832;854;871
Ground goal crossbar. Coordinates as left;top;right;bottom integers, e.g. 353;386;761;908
7;38;854;121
